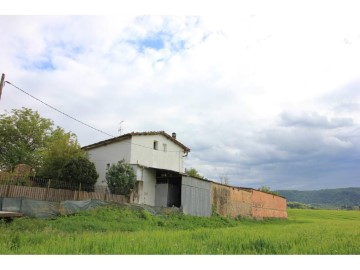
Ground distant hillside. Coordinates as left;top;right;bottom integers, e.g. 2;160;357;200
276;187;360;209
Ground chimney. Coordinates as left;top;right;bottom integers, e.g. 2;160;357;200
172;132;176;139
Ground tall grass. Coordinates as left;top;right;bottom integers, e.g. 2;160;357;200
0;206;359;254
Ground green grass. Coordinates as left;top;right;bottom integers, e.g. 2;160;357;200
0;205;359;254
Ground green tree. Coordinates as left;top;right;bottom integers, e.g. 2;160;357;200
106;159;136;195
39;127;86;179
0;107;86;179
60;156;98;191
185;168;204;179
0;107;52;171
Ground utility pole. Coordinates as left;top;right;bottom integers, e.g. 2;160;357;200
0;73;5;101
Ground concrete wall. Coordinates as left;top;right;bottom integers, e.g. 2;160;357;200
86;139;131;186
251;190;288;219
211;183;252;218
130;134;185;172
181;176;211;216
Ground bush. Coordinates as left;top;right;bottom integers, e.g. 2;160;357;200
59;156;98;191
106;159;136;195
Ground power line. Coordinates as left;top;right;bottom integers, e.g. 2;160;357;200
4;81;188;153
5;81;116;138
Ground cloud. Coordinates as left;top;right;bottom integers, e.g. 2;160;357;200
1;13;360;190
334;102;360;113
280;111;353;129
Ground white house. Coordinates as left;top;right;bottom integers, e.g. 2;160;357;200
82;131;191;206
82;131;287;219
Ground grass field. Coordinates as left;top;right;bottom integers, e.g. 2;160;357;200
0;205;359;254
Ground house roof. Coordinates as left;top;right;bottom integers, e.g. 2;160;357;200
82;131;191;152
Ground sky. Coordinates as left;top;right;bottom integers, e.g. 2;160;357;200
1;1;360;190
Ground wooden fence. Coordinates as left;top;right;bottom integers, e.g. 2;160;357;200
0;183;128;204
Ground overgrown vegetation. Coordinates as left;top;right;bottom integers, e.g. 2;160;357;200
0;206;359;254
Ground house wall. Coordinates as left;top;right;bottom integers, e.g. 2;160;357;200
130;135;185;172
141;168;156;206
211;183;252;218
130;180;143;205
181;176;211;216
86;139;131;186
130;166;144;204
130;166;156;206
84;134;187;207
251;190;288;219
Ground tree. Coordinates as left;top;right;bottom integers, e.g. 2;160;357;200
39;127;86;179
105;159;136;195
0;107;53;171
0;107;86;178
185;168;204;179
59;156;98;191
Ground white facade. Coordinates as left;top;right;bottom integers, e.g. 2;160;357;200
132;165;157;205
85;139;131;186
83;132;190;206
130;134;185;172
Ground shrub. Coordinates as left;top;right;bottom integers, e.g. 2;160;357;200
59;156;98;191
105;159;136;195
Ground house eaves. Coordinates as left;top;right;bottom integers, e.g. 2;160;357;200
82;131;191;152
81;133;132;151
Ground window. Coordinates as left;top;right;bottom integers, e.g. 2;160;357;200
106;163;110;170
163;143;167;152
153;140;158;150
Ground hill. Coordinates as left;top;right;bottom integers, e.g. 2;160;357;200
276;187;360;209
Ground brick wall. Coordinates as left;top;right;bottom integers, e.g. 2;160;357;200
211;183;252;218
251;190;288;219
211;183;288;219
